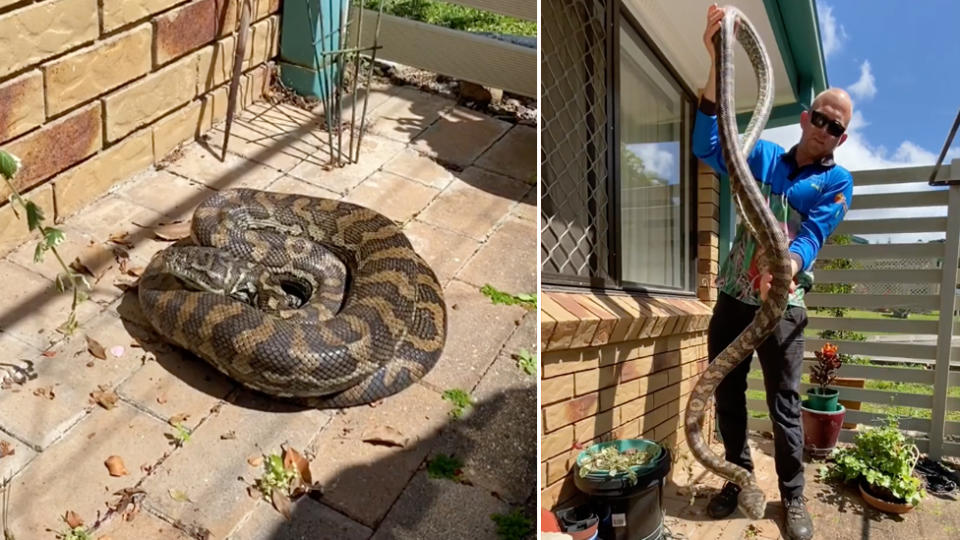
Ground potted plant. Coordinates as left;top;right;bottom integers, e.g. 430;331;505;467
821;414;926;513
800;343;846;457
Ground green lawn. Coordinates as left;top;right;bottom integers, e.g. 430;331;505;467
804;308;943;338
368;0;537;36
745;369;960;422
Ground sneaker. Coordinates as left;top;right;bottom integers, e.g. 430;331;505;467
706;482;741;519
783;496;813;540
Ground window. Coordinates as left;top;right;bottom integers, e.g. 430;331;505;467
541;2;696;293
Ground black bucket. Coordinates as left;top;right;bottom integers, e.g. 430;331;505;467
573;442;671;540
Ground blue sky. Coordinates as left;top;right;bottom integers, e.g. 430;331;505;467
762;0;960;172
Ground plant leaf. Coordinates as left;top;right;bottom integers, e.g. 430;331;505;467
63;509;84;529
154;221;191;241
271;488;292;520
0;150;20;180
24;202;44;231
361;425;409;448
86;336;107;359
43;226;64;248
283;446;312;485
168;489;192;503
90;386;118;410
105;455;128;476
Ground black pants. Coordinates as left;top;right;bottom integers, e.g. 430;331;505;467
708;292;808;500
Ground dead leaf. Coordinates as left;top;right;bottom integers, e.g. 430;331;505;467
41;349;57;358
90;386;119;410
64;509;84;528
0;439;14;458
168;489;192;503
156;393;168;405
168;412;190;426
108;231;134;248
283;446;312;485
154;221;191;241
86;361;95;367
247;455;263;467
220;430;236;440
271;489;292;520
69;245;114;281
86;336;107;360
361;425;409;448
125;266;145;277
113;274;140;291
105;455;128;477
33;385;55;399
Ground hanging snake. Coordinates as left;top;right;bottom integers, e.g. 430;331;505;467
682;7;791;520
138;188;446;408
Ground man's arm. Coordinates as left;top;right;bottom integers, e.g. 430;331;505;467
789;171;855;272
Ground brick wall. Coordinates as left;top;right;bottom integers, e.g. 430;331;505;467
0;0;281;254
539;161;723;510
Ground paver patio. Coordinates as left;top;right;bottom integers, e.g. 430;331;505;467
0;82;537;539
661;433;960;540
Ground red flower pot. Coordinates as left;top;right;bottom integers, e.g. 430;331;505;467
800;401;846;458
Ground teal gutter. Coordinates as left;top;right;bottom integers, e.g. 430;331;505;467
720;0;830;262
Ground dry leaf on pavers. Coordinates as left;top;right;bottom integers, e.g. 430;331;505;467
168;413;190;426
63;510;84;529
360;425;409;448
248;455;263;467
33;385;55;400
0;440;14;458
220;430;236;440
113;274;140;291
168;489;193;503
108;231;135;249
86;336;107;360
90;386;119;410
124;266;144;277
272;489;292;520
282;445;312;486
41;349;57;358
152;221;191;241
69;245;114;282
156;392;168;405
104;455;128;477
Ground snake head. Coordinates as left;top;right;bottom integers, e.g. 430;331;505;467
155;246;261;305
737;485;766;520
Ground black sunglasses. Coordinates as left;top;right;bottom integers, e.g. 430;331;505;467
810;110;846;137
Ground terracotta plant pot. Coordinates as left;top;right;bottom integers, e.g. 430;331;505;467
859;481;915;514
800;400;845;458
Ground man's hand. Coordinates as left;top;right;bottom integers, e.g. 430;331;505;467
703;4;726;61
758;254;802;301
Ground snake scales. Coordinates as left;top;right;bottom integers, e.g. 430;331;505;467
683;7;791;520
138;188;446;408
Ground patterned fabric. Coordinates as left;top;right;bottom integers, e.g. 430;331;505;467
693;107;854;308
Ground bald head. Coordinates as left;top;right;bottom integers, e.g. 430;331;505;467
811;88;853;126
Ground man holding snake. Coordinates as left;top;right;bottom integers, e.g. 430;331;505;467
692;4;854;539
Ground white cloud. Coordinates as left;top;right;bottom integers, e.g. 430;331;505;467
847;60;877;101
817;1;847;58
626;143;677;182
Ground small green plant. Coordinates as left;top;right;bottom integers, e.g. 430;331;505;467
490;508;533;540
514;348;536;376
256;453;299;499
57;527;91;540
821;413;926;506
0;150;88;334
426;453;464;482
166;423;191;447
441;388;472;418
480;284;536;309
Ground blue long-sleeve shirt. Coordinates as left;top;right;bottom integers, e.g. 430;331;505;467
692;105;854;307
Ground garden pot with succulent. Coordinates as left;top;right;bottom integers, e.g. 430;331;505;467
801;343;846;457
821;414;926;513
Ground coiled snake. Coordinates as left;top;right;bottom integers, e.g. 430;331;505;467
138;188;446;408
682;7;791;520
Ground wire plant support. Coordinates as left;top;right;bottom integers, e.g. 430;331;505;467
304;0;385;168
